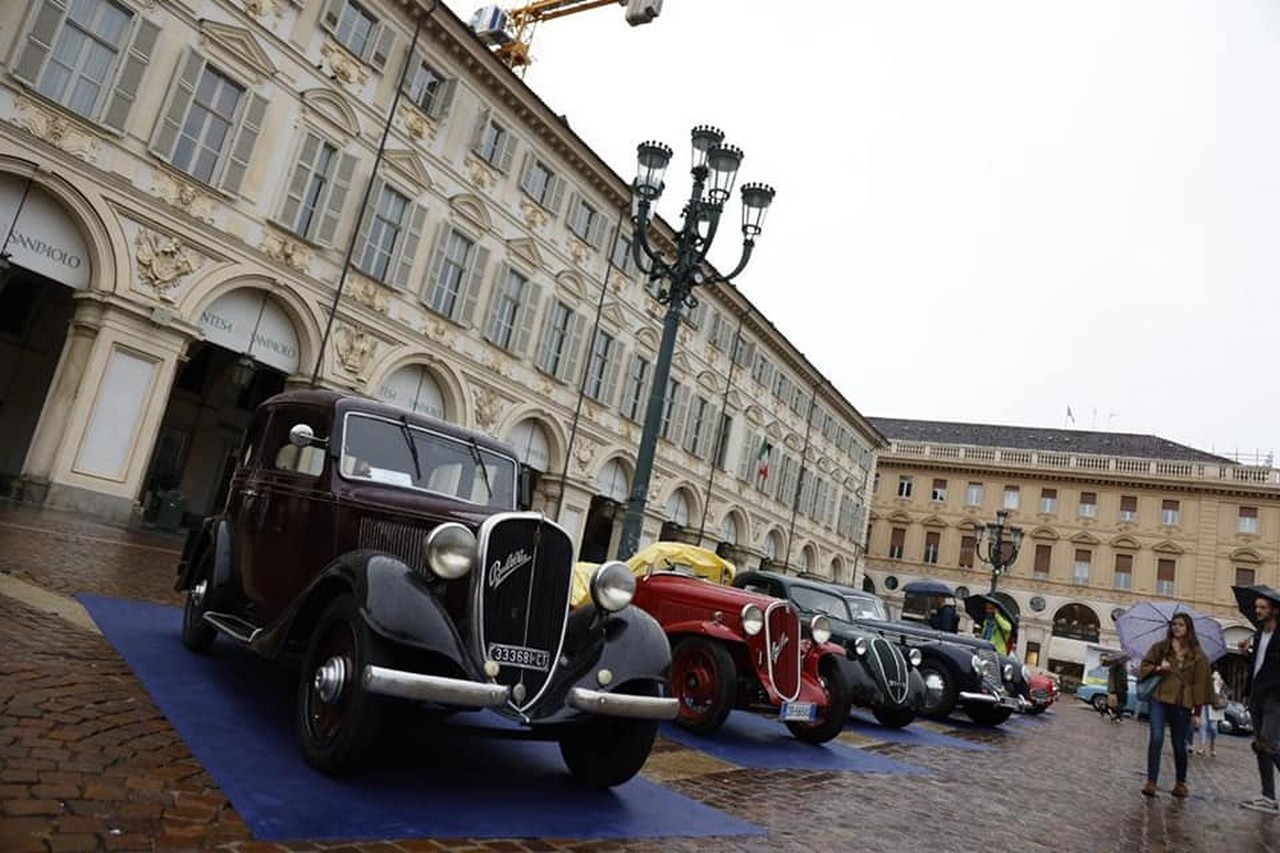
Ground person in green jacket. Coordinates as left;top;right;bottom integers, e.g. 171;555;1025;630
980;599;1012;656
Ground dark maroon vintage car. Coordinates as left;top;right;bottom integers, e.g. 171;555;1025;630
175;390;676;786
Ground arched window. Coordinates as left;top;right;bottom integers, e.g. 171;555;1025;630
1051;602;1100;642
595;459;628;502
665;489;691;527
377;365;446;419
506;419;550;471
720;514;738;545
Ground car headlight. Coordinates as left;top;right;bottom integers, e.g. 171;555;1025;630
741;603;764;636
971;654;986;674
908;647;923;667
424;523;477;579
810;615;831;645
1003;663;1015;682
590;561;636;612
1021;665;1030;682
853;636;868;657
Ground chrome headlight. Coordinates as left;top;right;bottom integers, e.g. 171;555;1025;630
810;615;831;645
853;636;868;657
741;603;764;636
1021;665;1030;682
1003;663;1015;682
971;654;986;674
590;561;636;612
424;523;476;579
908;647;923;667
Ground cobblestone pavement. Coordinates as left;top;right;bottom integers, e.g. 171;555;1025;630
2;502;1279;851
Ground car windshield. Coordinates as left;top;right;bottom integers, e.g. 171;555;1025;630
845;595;889;621
790;586;852;620
339;412;517;509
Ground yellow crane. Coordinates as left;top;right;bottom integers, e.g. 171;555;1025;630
470;0;662;74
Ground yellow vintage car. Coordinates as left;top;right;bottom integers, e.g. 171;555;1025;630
571;542;735;607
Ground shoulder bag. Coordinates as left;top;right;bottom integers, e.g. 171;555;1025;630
1137;672;1163;702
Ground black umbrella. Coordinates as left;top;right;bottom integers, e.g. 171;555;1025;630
1232;584;1280;627
903;578;955;597
964;593;1018;627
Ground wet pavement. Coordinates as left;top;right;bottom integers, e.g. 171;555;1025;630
1;502;1278;851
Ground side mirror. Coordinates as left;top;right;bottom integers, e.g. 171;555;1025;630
288;424;316;447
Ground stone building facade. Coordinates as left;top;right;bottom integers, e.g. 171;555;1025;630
0;0;882;578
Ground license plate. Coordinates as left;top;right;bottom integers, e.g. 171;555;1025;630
780;701;816;722
487;642;550;672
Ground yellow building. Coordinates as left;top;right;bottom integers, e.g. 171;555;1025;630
864;418;1275;691
0;0;881;577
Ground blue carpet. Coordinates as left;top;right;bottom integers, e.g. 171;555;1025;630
660;710;929;774
844;711;991;751
80;595;762;842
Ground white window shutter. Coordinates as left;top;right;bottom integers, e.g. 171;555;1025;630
559;311;585;381
517;152;534;195
565;192;582;236
536;304;557;374
513;281;542;355
316;150;356;246
320;0;344;34
600;344;622;406
470;108;490;152
458;244;489;325
669;385;690;443
279;131;321;233
545;173;566;213
421;223;449;304
586;209;605;248
151;50;204;161
431;77;457;120
701;405;721;458
353;177;383;276
101;17;159;132
496;129;516;172
484;262;511;342
220;92;267;196
369;22;395;70
12;0;66;86
391;201;428;289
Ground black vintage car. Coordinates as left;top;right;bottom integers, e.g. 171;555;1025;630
835;586;1029;725
734;571;926;729
175;390;677;786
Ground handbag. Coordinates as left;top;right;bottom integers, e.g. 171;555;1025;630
1137;673;1162;702
1212;690;1228;710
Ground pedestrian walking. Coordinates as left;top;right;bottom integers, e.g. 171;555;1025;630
1195;669;1226;756
1238;588;1280;813
980;599;1013;656
1138;612;1213;798
1106;655;1129;723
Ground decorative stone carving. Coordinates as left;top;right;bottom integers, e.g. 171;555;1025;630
261;232;309;272
519;198;549;230
424;317;449;340
335;324;375;375
12;98;98;162
568;239;589;266
352;277;389;313
241;0;279;19
538;378;555;397
402;110;437;142
320;41;368;87
574;438;598;473
481;352;510;379
135;231;200;301
465;155;497;190
152;172;215;222
473;386;501;430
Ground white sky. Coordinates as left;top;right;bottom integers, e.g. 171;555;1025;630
439;1;1280;462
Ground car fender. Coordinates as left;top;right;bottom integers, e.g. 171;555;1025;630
591;604;673;683
833;653;880;703
916;643;973;688
663;619;744;647
174;516;235;598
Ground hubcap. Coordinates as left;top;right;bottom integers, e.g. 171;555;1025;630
923;672;945;699
313;655;349;704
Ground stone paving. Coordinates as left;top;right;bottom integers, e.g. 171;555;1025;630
2;502;1279;851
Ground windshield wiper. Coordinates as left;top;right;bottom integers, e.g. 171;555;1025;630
398;416;422;482
467;437;493;501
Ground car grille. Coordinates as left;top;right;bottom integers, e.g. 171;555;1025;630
977;649;1002;684
471;512;573;714
765;601;802;702
865;636;909;705
358;517;426;569
1030;688;1052;702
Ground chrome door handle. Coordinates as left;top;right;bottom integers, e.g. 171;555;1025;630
243;489;259;498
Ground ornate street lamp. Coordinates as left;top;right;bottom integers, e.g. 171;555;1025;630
616;126;775;560
973;509;1024;594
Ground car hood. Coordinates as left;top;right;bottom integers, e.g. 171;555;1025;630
855;617;999;653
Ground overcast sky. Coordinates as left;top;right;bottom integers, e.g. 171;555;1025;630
440;1;1280;462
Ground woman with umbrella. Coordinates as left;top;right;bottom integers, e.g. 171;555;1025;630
1137;612;1215;799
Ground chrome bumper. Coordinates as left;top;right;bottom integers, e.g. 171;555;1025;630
960;689;1029;710
568;687;679;720
363;665;509;707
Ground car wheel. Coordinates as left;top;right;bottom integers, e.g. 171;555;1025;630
559;686;661;788
872;703;918;729
1219;719;1233;735
787;656;853;744
180;552;217;653
1091;694;1109;712
670;638;736;734
297;594;388;774
917;661;957;719
965;704;1014;726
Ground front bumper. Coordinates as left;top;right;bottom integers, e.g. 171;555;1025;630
568;687;679;720
959;687;1030;711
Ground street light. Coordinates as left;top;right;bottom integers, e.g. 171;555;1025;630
616;126;775;560
973;509;1024;594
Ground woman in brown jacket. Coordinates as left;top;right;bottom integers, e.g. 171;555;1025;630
1139;613;1214;798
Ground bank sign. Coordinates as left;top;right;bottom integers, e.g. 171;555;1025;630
0;176;91;290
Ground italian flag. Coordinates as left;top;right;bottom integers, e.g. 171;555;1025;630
756;438;773;481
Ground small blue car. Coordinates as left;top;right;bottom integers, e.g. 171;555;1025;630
1075;677;1148;718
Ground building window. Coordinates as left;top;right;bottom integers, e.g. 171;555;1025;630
897;476;913;498
424;226;488;323
620;354;650;422
1003;486;1020;510
1079;491;1097;518
405;57;455;118
873;473;880;495
1119;495;1138;523
278;132;355;246
1072;549;1091;585
1114;553;1133;590
923;531;940;564
889;527;905;560
931;478;947;502
609;231;633;273
356;182;409;282
1034;544;1052;581
959;534;975;568
1240;506;1259;534
568;195;605;247
536;300;583;381
965;482;983;506
483;266;534;352
13;0;159;132
683;395;714;457
320;0;393;68
659;378;687;442
518;154;564;211
1237;567;1257;587
714;413;732;470
1040;488;1057;514
1161;499;1180;526
584;331;619;404
472;111;515;170
1156;558;1176;596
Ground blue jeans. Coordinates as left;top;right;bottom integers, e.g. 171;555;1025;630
1147;700;1192;784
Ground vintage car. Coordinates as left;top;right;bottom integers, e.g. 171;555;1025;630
734;571;925;728
618;547;854;743
1220;700;1253;735
174;390;677;787
1024;670;1059;714
1074;677;1147;718
831;586;1030;725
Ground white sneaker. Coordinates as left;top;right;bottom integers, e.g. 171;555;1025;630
1240;796;1280;813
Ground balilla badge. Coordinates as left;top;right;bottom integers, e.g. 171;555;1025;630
769;633;789;664
489;549;532;589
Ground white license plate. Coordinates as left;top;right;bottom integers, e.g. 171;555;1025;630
780;701;816;722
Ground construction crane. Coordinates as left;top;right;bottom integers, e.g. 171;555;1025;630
470;0;662;74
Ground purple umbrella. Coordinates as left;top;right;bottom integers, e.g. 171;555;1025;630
1115;600;1227;664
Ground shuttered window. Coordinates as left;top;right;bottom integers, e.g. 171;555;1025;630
354;180;426;287
1156;558;1176;596
319;0;395;70
1114;553;1133;590
536;300;584;381
923;532;940;564
1119;495;1138;522
1073;549;1091;584
423;225;488;324
584;331;621;405
518;153;565;212
472;110;515;171
278;130;356;245
659;378;688;442
1034;544;1052;579
620;353;650;422
567;193;605;247
888;527;905;559
484;265;540;354
404;56;456;118
959;535;975;568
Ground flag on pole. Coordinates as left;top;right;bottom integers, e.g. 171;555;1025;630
756;438;773;481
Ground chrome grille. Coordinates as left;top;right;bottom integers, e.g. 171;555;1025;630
358;518;425;569
763;601;802;702
978;649;1002;683
866;636;909;705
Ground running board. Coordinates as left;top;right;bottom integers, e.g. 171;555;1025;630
203;611;262;644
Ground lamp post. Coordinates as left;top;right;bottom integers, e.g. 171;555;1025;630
973;509;1024;594
616;126;774;560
